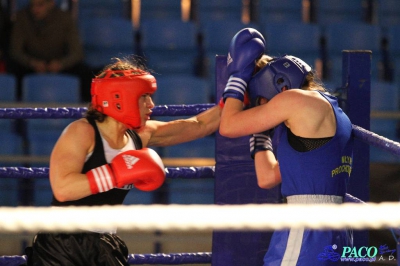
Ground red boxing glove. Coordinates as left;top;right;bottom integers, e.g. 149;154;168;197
86;148;166;193
112;148;165;191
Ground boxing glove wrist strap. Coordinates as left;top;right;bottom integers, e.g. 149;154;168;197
223;76;246;102
250;133;273;159
86;164;115;194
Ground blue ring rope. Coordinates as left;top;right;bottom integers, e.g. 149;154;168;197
0;104;215;119
0;166;215;180
0;252;212;265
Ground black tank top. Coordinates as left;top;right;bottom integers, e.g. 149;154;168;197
51;118;143;206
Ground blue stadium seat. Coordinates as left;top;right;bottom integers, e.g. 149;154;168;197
140;0;182;20
0;176;19;206
387;25;400;83
166;136;215;204
258;0;303;23
263;22;322;69
376;0;400;26
323;23;383;82
77;0;127;20
0;131;24;163
139;19;199;75
197;0;243;24
0;131;24;206
0;119;15;134
153;75;211;105
201;20;260;62
370;80;400;163
0;73;17;102
24;119;69;206
34;178;54;206
316;0;365;25
26;119;74;163
392;59;400;84
15;0;65;10
387;25;400;54
79;17;135;70
164;136;215;158
371;80;399;111
22;73;80;103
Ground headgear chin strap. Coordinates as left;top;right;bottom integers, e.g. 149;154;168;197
91;69;157;129
248;55;312;106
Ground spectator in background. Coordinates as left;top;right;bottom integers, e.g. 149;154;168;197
8;0;92;102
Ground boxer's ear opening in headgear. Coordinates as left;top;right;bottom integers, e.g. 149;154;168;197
91;69;157;129
248;55;312;107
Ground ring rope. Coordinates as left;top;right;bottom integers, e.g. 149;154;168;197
0;166;215;180
0;202;399;233
352;124;400;156
0;104;215;119
0;252;212;265
127;252;212;265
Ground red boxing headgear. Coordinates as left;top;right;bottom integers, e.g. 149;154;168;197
91;69;157;129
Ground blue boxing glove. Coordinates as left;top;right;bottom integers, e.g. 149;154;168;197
249;130;273;159
223;28;265;102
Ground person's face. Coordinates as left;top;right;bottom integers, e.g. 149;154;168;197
30;0;54;20
138;94;155;126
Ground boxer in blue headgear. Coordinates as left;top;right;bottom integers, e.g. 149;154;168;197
248;55;312;105
220;28;354;266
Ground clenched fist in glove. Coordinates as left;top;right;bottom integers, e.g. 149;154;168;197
249;130;273;159
86;148;165;193
223;28;265;102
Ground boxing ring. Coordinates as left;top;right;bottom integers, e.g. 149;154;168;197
0;51;400;265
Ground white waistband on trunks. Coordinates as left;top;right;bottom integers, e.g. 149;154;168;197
286;194;343;204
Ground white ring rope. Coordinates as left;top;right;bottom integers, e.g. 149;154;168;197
0;203;400;233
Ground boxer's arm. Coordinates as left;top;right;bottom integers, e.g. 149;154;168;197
249;129;281;188
50;119;97;202
142;105;222;147
254;150;282;189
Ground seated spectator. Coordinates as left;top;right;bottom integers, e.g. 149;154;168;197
8;0;92;102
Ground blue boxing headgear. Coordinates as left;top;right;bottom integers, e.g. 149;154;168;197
248;55;312;106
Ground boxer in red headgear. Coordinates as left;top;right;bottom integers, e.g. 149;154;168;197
25;56;222;266
91;69;157;129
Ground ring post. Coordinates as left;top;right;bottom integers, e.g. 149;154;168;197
212;55;281;266
342;50;371;257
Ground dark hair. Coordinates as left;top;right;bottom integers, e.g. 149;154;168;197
84;55;151;121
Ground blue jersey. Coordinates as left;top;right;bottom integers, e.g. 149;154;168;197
264;92;354;266
277;92;353;197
